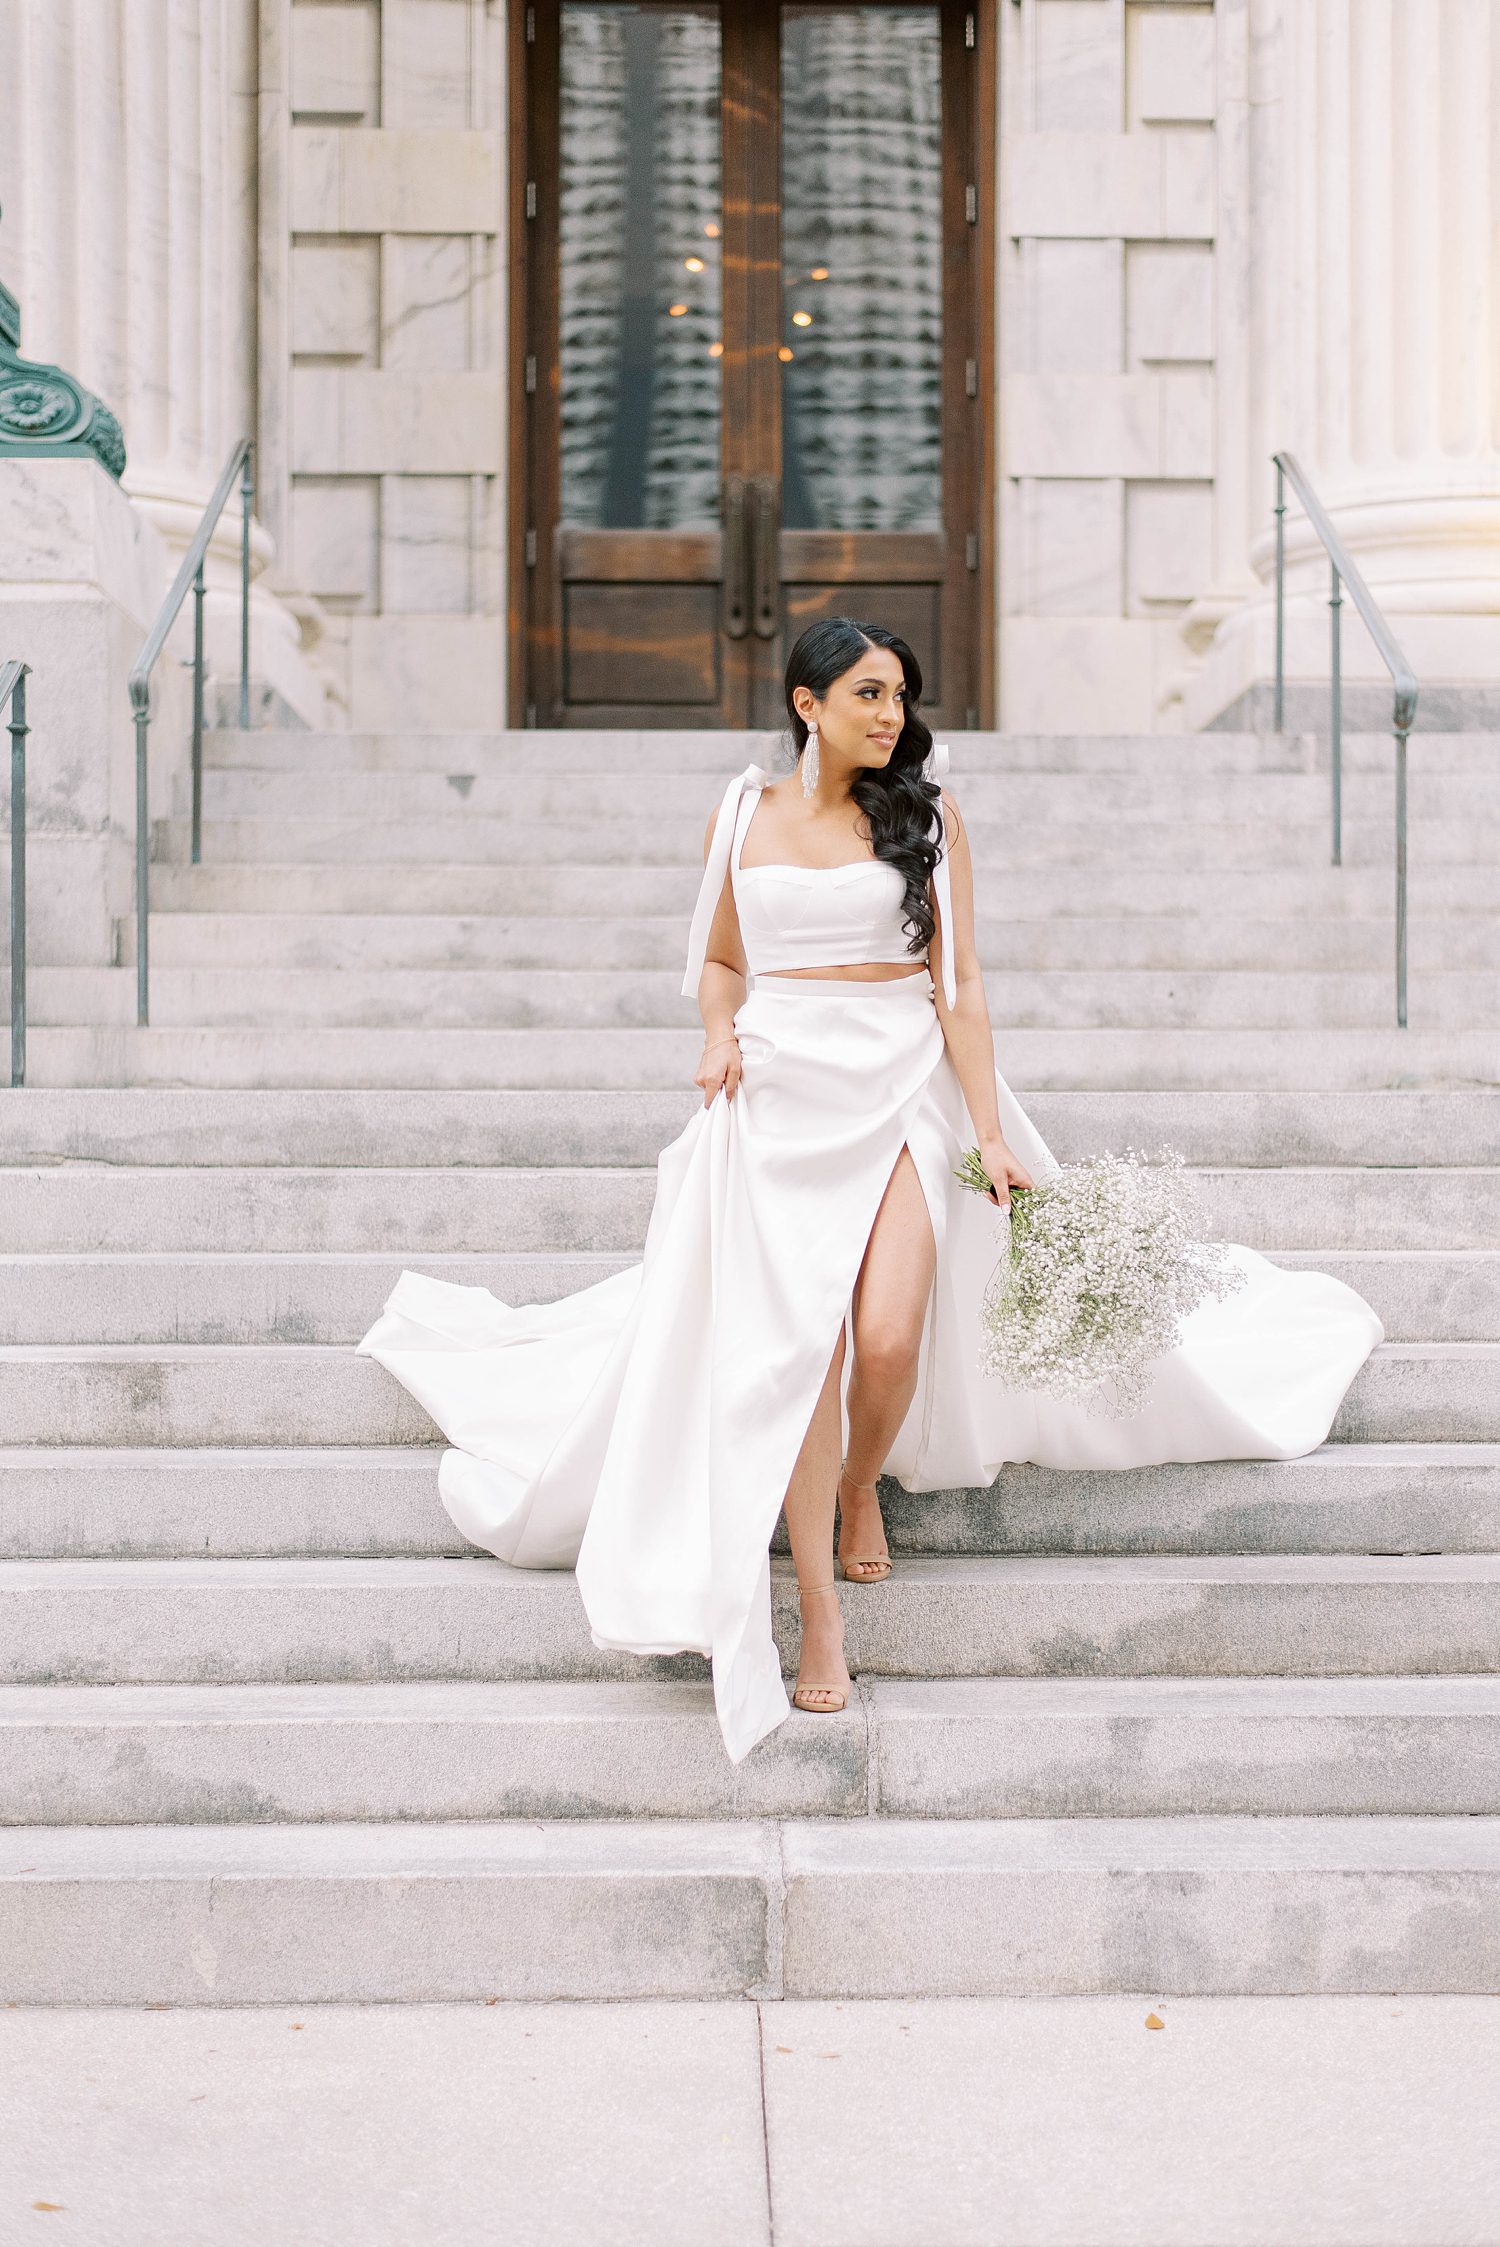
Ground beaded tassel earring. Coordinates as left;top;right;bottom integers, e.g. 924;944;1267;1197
801;720;820;799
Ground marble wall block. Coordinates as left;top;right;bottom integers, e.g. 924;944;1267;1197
290;239;381;361
288;129;504;234
1160;126;1216;237
383;0;477;128
1127;480;1214;607
290;371;503;474
347;614;501;729
290;1;381;123
1158;368;1215;478
1025;240;1124;374
382;236;476;371
1022;479;1125;615
1128;6;1217;127
1033;2;1125;133
290;477;380;605
380;478;473;613
1001;616;1161;731
1005;131;1215;241
1006;374;1161;478
1126;240;1214;365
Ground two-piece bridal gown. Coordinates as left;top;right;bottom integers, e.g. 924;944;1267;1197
356;750;1385;1763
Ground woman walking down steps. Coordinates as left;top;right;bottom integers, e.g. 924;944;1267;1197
356;617;1384;1764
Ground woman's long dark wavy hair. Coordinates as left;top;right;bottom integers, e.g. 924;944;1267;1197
784;616;942;960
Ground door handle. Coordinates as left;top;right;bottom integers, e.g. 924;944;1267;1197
751;475;778;640
722;475;748;640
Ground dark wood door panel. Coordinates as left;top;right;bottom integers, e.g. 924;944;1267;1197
512;0;994;729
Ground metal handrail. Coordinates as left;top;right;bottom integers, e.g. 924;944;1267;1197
1272;450;1419;1027
128;436;254;1025
2;659;27;1086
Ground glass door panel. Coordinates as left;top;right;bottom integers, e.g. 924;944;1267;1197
776;1;954;709
779;6;943;533
560;4;723;528
553;2;737;719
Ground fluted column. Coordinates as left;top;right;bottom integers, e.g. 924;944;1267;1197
1186;0;1500;728
0;0;328;721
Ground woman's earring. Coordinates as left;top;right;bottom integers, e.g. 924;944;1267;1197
801;721;820;799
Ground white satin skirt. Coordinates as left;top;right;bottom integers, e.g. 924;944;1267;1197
355;970;1385;1762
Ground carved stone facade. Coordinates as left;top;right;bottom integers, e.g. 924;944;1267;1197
2;0;1497;732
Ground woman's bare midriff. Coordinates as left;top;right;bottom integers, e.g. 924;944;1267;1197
757;962;929;982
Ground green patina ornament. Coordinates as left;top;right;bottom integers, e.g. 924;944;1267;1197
0;219;126;479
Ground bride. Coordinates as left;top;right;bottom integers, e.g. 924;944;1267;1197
356;616;1384;1763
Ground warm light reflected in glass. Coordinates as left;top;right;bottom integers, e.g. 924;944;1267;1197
668;302;688;316
704;221;720;237
708;340;724;356
777;345;795;361
684;255;705;271
809;266;829;280
791;309;812;327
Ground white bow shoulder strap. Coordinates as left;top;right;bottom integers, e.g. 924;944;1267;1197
681;762;777;1001
680;748;957;1011
927;740;957;1010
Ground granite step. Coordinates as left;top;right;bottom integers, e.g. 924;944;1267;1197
13;1024;1488;1091
3;1086;1494;1170
141;858;1500;918
0;1341;1489;1448
151;811;1498;870
6;1554;1500;1686
199;726;1500;777
124;908;1500;976
4;1443;1494;1562
181;763;1500;825
24;963;1500;1033
4;1164;1492;1256
4;1674;1499;1827
4;1813;1500;2000
6;1247;1489;1347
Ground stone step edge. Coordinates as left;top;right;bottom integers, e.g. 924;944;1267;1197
1;1438;1492;1470
7;1552;1500;1586
5;1815;1500;2003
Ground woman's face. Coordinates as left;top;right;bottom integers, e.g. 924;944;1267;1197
796;643;908;769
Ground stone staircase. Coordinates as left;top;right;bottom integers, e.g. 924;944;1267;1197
1;725;1498;2003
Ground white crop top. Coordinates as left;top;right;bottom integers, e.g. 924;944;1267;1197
681;749;956;1008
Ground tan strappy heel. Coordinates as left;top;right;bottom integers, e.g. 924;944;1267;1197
836;1460;892;1582
791;1583;849;1713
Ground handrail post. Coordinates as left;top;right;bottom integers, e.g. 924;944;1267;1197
8;668;26;1088
1395;720;1409;1029
133;691;150;1027
191;558;205;866
1273;458;1286;733
127;435;255;1029
1329;561;1342;867
239;442;254;731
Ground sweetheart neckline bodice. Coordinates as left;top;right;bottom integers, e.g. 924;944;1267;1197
735;859;896;878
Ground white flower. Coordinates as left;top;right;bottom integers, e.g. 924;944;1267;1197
954;1144;1248;1419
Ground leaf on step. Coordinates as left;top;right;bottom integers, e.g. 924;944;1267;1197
32;2203;65;2212
775;2045;793;2053
1144;2012;1165;2031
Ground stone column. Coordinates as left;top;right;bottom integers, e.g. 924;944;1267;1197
0;0;331;726
1186;0;1500;730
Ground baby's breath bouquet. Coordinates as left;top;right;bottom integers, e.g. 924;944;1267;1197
954;1143;1247;1418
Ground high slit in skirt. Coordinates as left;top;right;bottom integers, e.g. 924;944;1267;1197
356;967;1384;1762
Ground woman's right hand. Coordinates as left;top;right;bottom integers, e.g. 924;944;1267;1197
694;1033;742;1107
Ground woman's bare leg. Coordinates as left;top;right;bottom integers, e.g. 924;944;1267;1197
840;1145;937;1571
781;1324;851;1701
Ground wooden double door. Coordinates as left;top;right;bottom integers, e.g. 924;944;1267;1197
511;0;993;729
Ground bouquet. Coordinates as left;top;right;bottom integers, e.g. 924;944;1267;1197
953;1143;1248;1418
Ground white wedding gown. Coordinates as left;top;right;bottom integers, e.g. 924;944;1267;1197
357;757;1385;1762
